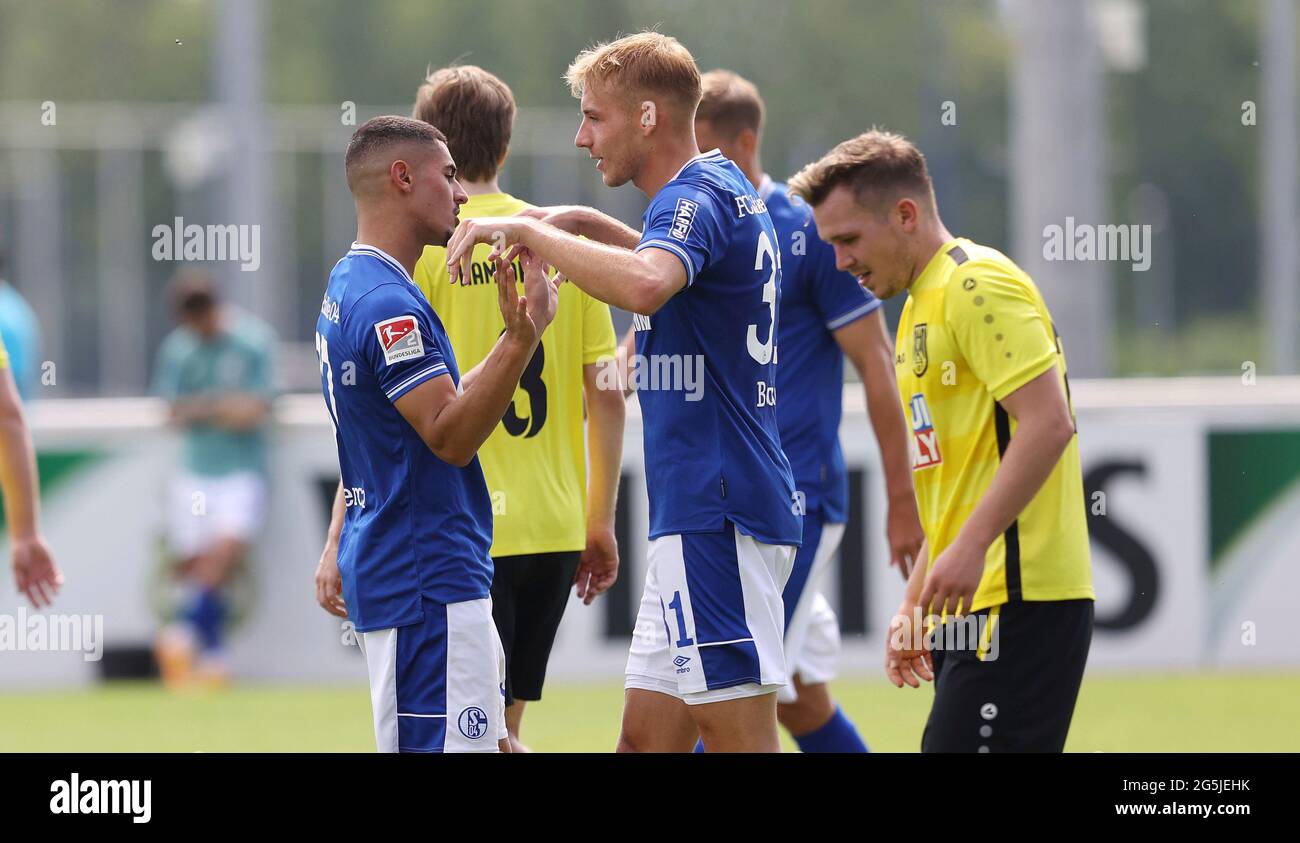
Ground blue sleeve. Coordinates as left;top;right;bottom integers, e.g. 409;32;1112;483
636;182;730;286
349;283;449;403
806;235;881;331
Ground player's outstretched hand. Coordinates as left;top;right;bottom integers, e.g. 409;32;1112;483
917;535;985;620
884;606;934;688
573;526;619;606
12;535;62;608
445;217;534;286
314;540;348;619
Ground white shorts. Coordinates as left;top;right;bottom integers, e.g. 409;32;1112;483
167;470;266;559
357;597;508;753
779;519;846;704
625;522;796;705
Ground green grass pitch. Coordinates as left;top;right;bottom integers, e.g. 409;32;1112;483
0;671;1295;752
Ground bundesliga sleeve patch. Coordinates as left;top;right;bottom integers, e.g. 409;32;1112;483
374;315;425;365
669;198;698;241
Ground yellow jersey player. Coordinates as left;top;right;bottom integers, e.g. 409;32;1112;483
791;130;1094;752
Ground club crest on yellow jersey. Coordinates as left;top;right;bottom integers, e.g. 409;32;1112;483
912;323;929;376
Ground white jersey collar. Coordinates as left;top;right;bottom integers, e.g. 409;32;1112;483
670;148;724;182
349;242;415;285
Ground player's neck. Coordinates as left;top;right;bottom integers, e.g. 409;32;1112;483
460;177;502;197
355;217;423;278
906;219;957;290
635;135;710;198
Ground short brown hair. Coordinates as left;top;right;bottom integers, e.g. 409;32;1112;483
412;64;515;183
788;129;934;212
344;116;447;194
697;69;764;140
170;268;218;320
565;31;701;116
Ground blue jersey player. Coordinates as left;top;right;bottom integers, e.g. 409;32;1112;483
694;71;925;751
313;117;559;753
446;33;802;753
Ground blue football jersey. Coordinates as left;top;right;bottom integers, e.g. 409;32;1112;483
632;150;802;547
316;244;494;632
761;177;881;523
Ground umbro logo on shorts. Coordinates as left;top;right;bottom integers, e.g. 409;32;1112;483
673;655;691;674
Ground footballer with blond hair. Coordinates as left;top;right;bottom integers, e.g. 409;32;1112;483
693;69;924;753
445;33;801;753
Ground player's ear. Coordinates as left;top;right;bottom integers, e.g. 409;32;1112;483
895;197;919;231
391;159;413;192
640;101;656;132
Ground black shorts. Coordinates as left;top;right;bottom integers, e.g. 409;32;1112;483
922;598;1094;753
490;551;581;707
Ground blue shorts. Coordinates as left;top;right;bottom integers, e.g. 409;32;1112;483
358;596;507;752
625;521;796;704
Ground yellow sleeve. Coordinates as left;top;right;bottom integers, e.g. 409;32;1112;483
946;262;1057;402
413;245;448;306
581;291;617;365
0;333;9;370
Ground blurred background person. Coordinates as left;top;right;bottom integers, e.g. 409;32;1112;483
0;247;42;400
152;268;276;688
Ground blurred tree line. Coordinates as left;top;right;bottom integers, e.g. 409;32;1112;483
0;0;1281;376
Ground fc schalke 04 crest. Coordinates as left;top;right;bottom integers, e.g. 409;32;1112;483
912;323;929;376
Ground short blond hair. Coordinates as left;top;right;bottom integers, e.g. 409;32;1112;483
564;31;701;115
697;69;765;140
789;129;934;211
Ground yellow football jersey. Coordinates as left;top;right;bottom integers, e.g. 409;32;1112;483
413;192;617;557
895;238;1094;611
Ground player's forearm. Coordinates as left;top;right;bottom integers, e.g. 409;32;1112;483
324;481;345;547
431;332;538;465
900;540;929;608
618;328;637;398
862;367;915;505
567;207;642;250
0;402;41;541
956;416;1074;551
519;223;663;314
583;373;626;530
